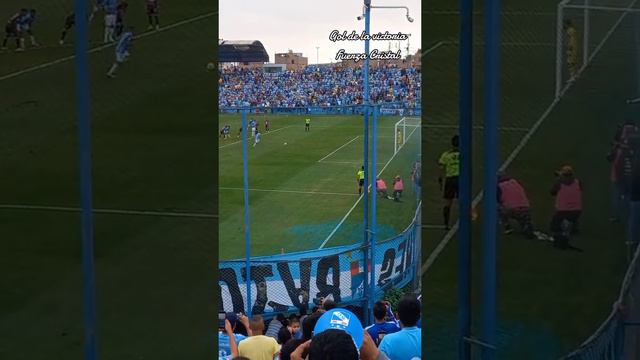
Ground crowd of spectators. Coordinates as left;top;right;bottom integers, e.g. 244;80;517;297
219;295;422;360
218;64;421;109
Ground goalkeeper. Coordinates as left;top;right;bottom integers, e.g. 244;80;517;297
564;19;578;78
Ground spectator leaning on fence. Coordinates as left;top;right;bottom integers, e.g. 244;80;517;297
378;296;422;360
237;315;280;360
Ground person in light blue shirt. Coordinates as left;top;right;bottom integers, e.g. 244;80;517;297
378;296;422;360
107;28;133;78
219;313;249;360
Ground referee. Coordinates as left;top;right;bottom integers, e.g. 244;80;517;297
357;166;365;195
438;135;460;230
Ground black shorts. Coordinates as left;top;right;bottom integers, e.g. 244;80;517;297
443;176;459;199
305;123;310;127
5;24;17;37
147;4;159;15
359;179;364;186
550;210;581;232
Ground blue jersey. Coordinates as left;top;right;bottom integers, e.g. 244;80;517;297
249;120;257;128
116;31;133;54
18;13;34;26
365;321;401;346
104;0;118;13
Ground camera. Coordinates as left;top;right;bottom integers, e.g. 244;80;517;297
218;312;226;330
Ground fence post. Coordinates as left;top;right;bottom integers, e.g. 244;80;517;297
241;110;252;317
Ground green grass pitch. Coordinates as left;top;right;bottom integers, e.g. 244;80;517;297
0;1;216;359
218;114;422;260
423;0;631;358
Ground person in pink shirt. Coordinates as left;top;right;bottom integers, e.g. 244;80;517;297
393;175;404;202
376;177;392;199
550;165;583;248
497;171;534;238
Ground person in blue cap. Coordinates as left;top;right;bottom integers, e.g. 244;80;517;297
219;313;249;360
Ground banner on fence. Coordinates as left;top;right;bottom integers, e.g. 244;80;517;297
218;226;417;316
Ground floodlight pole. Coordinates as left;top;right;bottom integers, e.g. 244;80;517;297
481;0;500;358
74;0;98;358
241;110;252;318
458;0;473;358
363;0;371;326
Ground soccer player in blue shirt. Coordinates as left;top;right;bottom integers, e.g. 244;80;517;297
18;9;38;49
253;130;262;147
103;0;118;43
107;27;133;78
365;301;401;347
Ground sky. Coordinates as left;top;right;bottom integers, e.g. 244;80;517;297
219;0;422;64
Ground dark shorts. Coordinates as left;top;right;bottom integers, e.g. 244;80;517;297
359;179;364;186
443;176;459;200
5;24;17;36
147;5;159;15
550;210;581;233
305;123;310;127
64;16;75;29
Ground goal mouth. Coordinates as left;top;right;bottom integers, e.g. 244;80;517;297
394;116;422;154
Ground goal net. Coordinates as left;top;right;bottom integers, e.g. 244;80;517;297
556;0;640;98
394;117;421;155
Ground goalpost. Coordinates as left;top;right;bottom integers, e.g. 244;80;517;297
394;117;421;154
555;0;640;99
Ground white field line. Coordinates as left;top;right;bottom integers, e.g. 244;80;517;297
218;187;358;197
422;41;445;57
0;204;216;218
421;5;631;276
0;11;216;82
319;160;386;166
318;136;360;162
318;125;420;249
424;124;530;132
218;125;293;149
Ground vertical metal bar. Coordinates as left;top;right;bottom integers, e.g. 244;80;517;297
370;105;378;319
583;0;590;68
458;0;473;358
74;1;98;359
482;0;500;357
242;110;252;317
363;0;372;326
556;2;565;98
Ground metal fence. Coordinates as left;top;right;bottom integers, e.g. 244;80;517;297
218;203;421;320
561;243;640;359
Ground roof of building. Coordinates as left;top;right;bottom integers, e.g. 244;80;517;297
219;40;269;63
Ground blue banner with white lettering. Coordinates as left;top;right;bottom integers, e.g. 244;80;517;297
218;224;417;316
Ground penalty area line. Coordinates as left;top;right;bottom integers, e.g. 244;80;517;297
219;187;358;197
0;204;216;218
